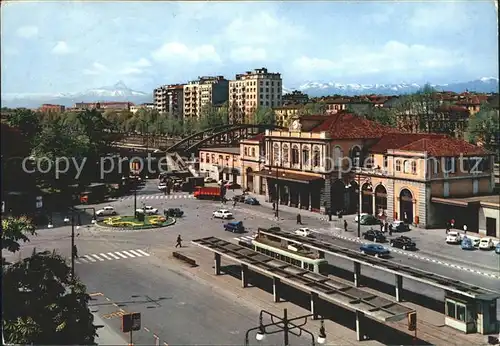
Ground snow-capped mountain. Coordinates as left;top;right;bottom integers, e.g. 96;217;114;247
284;78;499;97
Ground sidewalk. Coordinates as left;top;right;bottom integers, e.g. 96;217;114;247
93;312;127;345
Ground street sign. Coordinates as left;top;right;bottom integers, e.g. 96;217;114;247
35;196;43;209
122;312;141;333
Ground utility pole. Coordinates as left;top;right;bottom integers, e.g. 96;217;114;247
133;187;137;219
71;213;75;280
357;172;361;239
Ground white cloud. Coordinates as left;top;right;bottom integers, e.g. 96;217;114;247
83;62;108;75
120;67;142;75
292;41;462;78
230;46;267;62
151;42;221;63
134;58;151;68
52;41;72;55
224;12;305;46
16;25;38;38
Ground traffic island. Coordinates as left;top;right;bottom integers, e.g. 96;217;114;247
96;215;176;230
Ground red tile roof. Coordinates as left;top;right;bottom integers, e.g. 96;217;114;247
311;112;401;139
398;137;489;156
435;105;470;113
246;133;265;142
370;133;448;154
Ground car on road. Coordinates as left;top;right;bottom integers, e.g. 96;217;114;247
213;209;233;219
158;182;167;191
390;220;411;232
354;213;369;222
359;214;382;225
136;206;159;215
223;221;245;233
362;229;386;242
360;244;390;258
294;228;315;237
478;237;495;250
389;236;416;250
96;206;117;216
164;208;184;217
204;177;216;183
461;237;475;250
232;195;246;203
495;243;500;254
244;197;260;205
446;231;462;244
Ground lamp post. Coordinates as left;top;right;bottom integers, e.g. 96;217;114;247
244;308;326;346
66;207;96;281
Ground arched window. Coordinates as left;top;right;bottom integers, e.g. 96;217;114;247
291;145;299;165
206;153;210;163
396;160;401;172
244;147;248;156
282;144;289;164
411;161;417;174
334;146;342;167
302;146;310;166
403;160;411;173
273;143;280;165
251;148;256;157
351;146;361;167
313;146;321;167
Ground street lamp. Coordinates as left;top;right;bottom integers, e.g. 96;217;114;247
245;308;327;346
69;207;96;281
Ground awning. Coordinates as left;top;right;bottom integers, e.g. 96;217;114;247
254;169;323;184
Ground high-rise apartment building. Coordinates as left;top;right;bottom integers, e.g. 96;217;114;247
229;68;283;124
183;76;229;118
154;84;184;118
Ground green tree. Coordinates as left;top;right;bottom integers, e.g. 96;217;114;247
199;103;227;130
467;104;500;160
1;216;36;263
253;106;276;125
299;102;325;115
366;107;397;127
5;108;41;147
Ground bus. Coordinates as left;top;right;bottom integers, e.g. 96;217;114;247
251;232;329;275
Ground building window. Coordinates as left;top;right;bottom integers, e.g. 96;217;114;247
302;146;310;166
396;160;401;172
282;144;289;164
411;161;417;174
351;146;361;167
403;160;411;173
383;156;388;168
313;146;321;167
251;147;256;157
244;147;248;156
291;145;299;165
273;143;280;165
446;300;456;319
206;154;210;163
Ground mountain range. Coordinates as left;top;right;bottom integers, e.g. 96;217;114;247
1;78;498;108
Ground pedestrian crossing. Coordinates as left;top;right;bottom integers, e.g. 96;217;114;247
75;249;150;264
233;234;257;244
120;194;194;201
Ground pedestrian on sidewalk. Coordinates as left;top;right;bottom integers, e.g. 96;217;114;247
175;235;182;248
389;224;393;236
380;222;384;232
451;218;455;229
344;220;348;232
296;213;302;225
272;202;276;211
463;224;467;234
384;222;389;233
72;244;78;259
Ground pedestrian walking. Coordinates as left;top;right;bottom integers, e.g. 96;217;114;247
272;202;276;211
233;199;237;207
72;244;78;259
384;222;389;233
463;224;467;234
451;218;455;229
175;235;182;248
445;222;450;234
389;224;393;236
344;220;348;232
380;222;384;232
404;212;408;224
296;213;302;225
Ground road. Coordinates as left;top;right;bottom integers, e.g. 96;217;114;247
8;179;498;345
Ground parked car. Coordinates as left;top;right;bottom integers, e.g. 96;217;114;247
479;238;494;250
495;243;500;254
446;231;462;244
390;220;410;232
232;195;246;203
461;237;475;250
294;228;315;237
354;213;369;222
96;206;117;216
136;206;158;215
164;208;184;217
244;197;260;205
390;236;416;250
360;244;390;258
158;182;167;191
213;209;233;219
359;214;382;225
204;177;216;183
362;229;386;242
224;221;245;233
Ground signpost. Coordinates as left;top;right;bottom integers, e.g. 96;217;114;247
35;196;43;209
122;312;141;346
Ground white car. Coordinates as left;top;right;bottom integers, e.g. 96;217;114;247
96;206;117;216
158;183;167;191
294;228;314;237
479;238;494;250
213;209;233;219
136;206;159;215
354;213;369;223
446;231;462;244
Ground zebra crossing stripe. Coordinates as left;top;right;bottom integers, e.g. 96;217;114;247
84;255;97;262
99;253;113;260
128;250;143;257
115;252;128;259
156;196;160;199
135;249;150;256
91;254;105;261
107;252;120;259
121;250;136;258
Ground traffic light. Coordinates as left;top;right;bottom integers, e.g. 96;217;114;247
408;312;417;331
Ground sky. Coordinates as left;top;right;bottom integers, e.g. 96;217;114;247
1;0;498;96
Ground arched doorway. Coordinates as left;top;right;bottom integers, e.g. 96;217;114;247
375;184;387;217
361;183;373;214
330;180;345;214
347;181;358;214
246;167;254;191
399;189;414;223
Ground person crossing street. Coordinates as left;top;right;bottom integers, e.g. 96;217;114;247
175;235;183;248
72;244;78;259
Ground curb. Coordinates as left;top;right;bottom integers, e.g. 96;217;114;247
94;217;177;232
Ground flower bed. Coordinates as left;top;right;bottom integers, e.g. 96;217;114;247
99;215;173;229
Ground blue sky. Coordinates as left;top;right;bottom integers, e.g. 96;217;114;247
1;1;498;95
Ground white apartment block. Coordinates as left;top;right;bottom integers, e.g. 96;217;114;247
154;84;184;118
229;67;283;124
130;103;155;114
183;76;229;119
